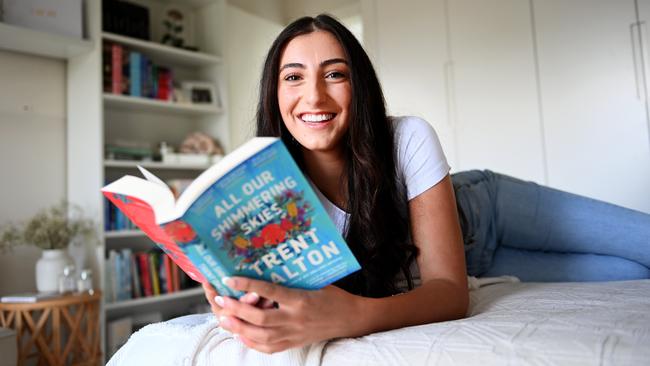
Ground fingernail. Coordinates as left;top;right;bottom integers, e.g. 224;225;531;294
214;296;224;307
248;292;259;302
219;315;231;327
222;276;234;287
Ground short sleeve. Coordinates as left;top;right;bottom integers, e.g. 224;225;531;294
393;116;451;200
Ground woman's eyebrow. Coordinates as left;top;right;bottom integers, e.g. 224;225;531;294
320;58;348;67
279;58;349;72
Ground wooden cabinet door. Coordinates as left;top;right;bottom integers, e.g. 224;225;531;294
447;0;546;183
534;0;650;213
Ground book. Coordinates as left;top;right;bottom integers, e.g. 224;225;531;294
1;292;59;303
111;43;123;94
102;138;361;298
129;51;142;97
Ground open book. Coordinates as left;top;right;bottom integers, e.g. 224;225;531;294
102;138;360;298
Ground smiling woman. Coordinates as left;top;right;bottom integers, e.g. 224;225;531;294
195;14;469;354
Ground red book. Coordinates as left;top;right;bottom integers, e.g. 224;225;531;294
111;44;123;94
156;68;171;101
137;253;153;297
163;254;174;293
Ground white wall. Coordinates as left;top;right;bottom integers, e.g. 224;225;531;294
283;0;359;23
0;50;67;295
228;0;285;25
226;5;284;148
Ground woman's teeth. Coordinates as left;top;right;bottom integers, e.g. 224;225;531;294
301;113;335;122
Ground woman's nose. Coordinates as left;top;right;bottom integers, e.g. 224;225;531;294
305;78;326;106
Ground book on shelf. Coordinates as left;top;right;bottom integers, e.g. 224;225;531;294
1;292;60;303
105;249;197;303
102;138;361;298
103;40;176;102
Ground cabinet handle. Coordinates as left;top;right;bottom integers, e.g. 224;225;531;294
631;22;642;100
639;21;649;101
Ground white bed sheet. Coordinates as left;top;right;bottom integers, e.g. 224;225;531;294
323;280;650;365
108;279;650;366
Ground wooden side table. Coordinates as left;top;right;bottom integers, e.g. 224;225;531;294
0;292;102;366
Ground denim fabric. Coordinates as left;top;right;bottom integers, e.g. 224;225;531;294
451;170;650;281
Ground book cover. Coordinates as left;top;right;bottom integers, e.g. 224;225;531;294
110;43;122;94
149;253;160;296
102;138;361;298
1;292;59;303
137;253;153;297
129;51;142;97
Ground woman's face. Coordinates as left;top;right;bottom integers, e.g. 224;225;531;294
277;30;352;154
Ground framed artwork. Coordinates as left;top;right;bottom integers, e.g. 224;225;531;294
181;81;220;107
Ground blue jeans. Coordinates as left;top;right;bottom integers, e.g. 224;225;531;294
451;170;650;281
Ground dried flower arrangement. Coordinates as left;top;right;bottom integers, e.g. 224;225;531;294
0;202;98;254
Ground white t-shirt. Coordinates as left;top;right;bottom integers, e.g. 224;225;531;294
311;116;451;292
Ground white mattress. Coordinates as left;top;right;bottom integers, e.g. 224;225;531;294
108;279;650;366
322;280;650;365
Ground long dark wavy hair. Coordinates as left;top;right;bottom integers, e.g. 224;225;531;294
256;14;418;297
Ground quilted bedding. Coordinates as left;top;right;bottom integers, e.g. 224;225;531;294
108;279;650;366
323;280;650;365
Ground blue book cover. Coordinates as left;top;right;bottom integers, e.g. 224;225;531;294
102;138;361;298
129;52;142;97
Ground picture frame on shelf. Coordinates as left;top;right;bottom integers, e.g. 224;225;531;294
181;81;220;108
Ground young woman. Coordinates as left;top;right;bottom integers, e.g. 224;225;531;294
202;14;468;354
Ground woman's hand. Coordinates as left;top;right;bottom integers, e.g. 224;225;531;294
216;277;363;354
202;282;272;317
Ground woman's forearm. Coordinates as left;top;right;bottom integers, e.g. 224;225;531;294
346;279;469;337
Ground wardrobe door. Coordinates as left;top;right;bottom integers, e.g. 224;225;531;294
534;0;650;213
372;0;456;167
447;0;546;182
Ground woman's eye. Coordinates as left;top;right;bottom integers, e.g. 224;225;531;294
284;74;301;81
326;71;345;79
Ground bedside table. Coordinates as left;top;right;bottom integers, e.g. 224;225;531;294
0;292;102;366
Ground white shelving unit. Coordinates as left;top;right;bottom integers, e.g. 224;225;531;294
0;22;93;59
103;31;222;66
65;0;229;360
103;93;223;116
104;159;211;170
104;230;147;239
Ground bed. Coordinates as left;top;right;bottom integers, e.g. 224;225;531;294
108;277;650;366
110;172;650;365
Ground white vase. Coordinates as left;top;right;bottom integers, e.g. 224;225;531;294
35;249;69;292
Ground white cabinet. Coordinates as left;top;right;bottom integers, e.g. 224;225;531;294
534;0;650;213
369;0;650;213
445;0;546;183
371;0;456;167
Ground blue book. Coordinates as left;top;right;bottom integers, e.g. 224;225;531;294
101;138;360;298
129;51;142;97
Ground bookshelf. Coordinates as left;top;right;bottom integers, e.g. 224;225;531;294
104;159;211;170
65;0;229;360
103;93;223;116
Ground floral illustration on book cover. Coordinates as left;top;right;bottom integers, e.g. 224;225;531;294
220;189;312;269
179;141;360;290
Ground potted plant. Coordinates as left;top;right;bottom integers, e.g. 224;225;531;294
0;202;98;292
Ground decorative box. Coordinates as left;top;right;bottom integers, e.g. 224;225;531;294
1;0;83;39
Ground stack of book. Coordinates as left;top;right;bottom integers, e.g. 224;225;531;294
105;249;197;303
105;199;137;232
102;41;174;101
